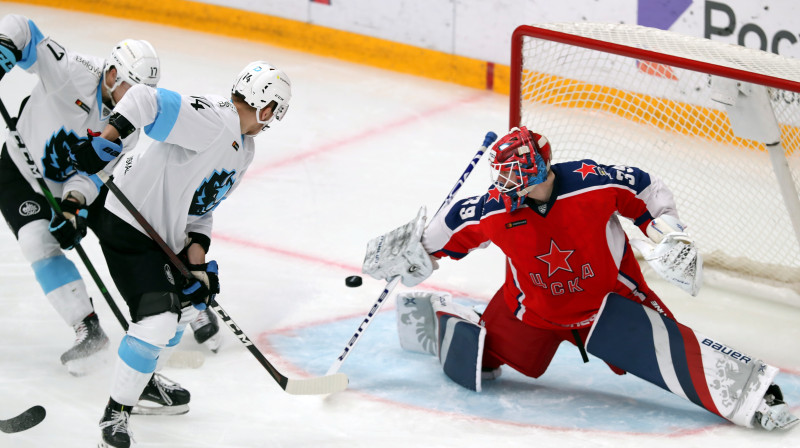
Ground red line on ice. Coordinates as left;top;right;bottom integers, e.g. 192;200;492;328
245;91;492;177
212;233;483;301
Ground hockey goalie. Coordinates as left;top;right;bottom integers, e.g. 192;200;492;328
363;126;798;431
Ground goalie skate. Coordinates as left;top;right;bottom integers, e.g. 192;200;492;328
61;313;110;376
754;384;799;431
132;373;190;416
481;367;502;381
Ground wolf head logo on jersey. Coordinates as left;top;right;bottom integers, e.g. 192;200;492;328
42;127;81;182
190;169;237;216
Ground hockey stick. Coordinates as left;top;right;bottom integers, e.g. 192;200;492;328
326;275;400;375
0;99;130;331
0;405;46;433
326;131;498;375
94;170;348;395
435;132;498;216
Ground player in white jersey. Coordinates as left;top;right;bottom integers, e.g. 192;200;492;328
0;14;160;375
67;61;291;448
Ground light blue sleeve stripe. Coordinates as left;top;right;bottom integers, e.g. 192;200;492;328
143;88;182;142
88;173;104;191
17;20;44;69
32;255;81;294
118;335;160;373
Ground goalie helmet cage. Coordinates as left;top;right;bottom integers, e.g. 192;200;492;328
510;23;800;297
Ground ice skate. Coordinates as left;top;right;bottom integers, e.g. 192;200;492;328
754;384;799;431
98;399;133;448
481;367;502;381
61;312;110;376
132;373;190;415
190;308;221;352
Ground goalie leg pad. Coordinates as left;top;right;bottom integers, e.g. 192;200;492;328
396;291;481;355
396;291;487;391
586;293;777;427
432;295;485;391
396;291;438;355
438;313;486;392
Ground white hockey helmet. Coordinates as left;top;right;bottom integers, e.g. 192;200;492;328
231;61;291;130
105;39;160;93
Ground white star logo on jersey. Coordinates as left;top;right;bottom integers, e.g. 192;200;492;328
536;239;574;277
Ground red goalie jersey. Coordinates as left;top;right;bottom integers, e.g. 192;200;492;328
422;159;678;330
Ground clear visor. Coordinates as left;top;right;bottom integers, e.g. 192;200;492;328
490;161;524;193
257;102;289;130
274;103;289;121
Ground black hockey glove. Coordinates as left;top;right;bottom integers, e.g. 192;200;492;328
48;199;88;250
68;130;122;175
0;34;21;81
181;261;220;310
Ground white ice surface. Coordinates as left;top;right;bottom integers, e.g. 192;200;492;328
0;4;799;447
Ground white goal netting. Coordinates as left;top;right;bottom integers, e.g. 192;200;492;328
512;23;800;295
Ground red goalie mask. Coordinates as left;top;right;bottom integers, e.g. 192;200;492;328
488;126;552;211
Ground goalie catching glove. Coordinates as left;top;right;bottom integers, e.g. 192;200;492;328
630;215;703;296
362;206;435;287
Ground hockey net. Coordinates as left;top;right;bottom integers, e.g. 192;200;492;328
511;23;800;298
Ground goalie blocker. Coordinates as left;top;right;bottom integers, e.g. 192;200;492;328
397;291;798;430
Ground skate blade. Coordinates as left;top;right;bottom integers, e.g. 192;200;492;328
64;347;111;377
97;438;125;448
203;333;222;353
131;403;189;416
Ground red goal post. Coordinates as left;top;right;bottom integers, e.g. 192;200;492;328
510;23;800;297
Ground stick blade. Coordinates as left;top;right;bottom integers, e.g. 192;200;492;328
0;405;46;433
283;373;349;395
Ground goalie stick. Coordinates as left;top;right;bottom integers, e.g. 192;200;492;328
0;405;46;434
94;170;348;395
0;99;130;331
326;131;498;375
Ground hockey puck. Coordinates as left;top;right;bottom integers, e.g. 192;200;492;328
345;275;363;287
